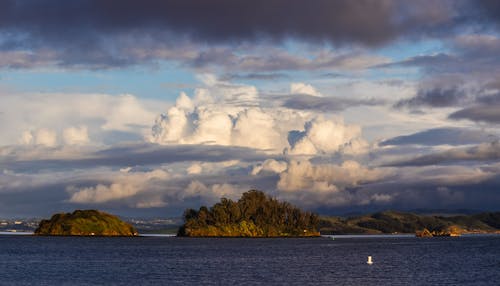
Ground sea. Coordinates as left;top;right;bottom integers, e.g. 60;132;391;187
1;234;499;285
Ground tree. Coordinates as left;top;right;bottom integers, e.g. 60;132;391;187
178;190;320;237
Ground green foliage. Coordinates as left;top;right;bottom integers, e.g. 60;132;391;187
473;212;500;229
319;210;500;235
178;190;320;237
35;210;138;236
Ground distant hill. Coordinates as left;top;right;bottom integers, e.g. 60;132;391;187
319;211;500;235
178;190;320;237
35;210;138;236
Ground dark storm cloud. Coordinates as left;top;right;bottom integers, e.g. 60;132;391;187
380;34;500;81
344;172;500;214
221;73;290;81
282;94;384;112
474;0;500;26
0;184;72;217
380;127;494;146
0;0;450;45
393;76;500;109
449;103;500;124
2;143;275;172
381;53;456;69
0;0;495;69
384;141;500;167
394;86;468;109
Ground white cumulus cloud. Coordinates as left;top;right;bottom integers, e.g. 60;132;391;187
287;116;367;155
68;169;169;204
290;82;323;97
277;160;387;192
183;180;247;202
36;129;58;147
2;92;163;146
151;81;367;156
63;126;89;145
251;159;288;175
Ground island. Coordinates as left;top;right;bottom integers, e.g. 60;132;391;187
35;210;138;236
178;190;320;237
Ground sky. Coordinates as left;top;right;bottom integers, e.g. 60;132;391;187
1;0;500;218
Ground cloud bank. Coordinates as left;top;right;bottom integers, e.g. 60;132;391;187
150;81;367;156
0;0;498;70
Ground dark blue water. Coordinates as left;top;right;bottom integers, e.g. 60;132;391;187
1;235;499;285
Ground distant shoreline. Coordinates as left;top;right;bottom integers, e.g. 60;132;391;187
2;232;499;239
0;231;33;235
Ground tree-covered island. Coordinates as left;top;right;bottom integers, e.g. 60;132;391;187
178;190;320;237
35;210;138;236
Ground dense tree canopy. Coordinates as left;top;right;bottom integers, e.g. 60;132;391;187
35;210;138;236
178;190;320;237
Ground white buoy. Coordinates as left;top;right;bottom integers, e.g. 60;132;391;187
367;256;373;265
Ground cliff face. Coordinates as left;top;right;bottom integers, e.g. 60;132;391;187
35;210;138;236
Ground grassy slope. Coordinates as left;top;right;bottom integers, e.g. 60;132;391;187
319;211;500;235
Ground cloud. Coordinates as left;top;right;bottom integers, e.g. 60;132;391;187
1;0;494;70
0;92;162;146
151;82;367;156
290;82;323;97
183;181;248;202
395;86;468;108
0;50;57;69
18;127;89;148
19;131;34;145
1;143;271;173
282;93;384;112
386;34;500;97
221;73;289;81
380;127;495;146
380;53;456;71
19;129;59;147
0;0;463;46
382;34;500;77
449;103;500;124
251;159;288;175
287;116;367;156
231;108;283;151
63;126;89;145
276;159;388;207
63;164;252;210
189;47;390;73
347;164;500;212
68;169;169;205
392;67;500;110
384;141;500;167
2;141;500;216
453;34;500;60
381;34;500;114
187;163;203;175
278;160;385;191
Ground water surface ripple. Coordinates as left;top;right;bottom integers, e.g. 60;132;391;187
1;235;499;285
